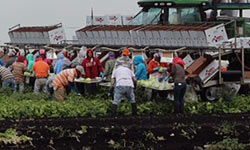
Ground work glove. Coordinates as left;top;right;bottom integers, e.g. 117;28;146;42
100;72;104;80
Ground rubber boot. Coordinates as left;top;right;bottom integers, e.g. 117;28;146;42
112;104;117;116
131;103;137;116
174;105;180;114
180;105;184;114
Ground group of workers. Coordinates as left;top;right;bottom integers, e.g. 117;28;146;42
0;47;187;115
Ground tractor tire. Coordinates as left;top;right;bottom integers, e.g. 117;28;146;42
201;87;218;102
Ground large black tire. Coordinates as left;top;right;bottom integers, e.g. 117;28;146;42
200;87;218;102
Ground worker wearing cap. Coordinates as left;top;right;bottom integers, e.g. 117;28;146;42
111;64;137;116
33;56;50;94
114;49;133;70
52;66;85;102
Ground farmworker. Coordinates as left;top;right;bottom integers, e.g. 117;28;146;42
12;56;28;93
72;48;86;67
62;53;72;70
170;58;186;114
54;53;65;75
0;66;15;90
52;65;85;102
104;52;116;81
61;49;73;62
26;54;34;72
147;53;169;100
38;49;52;65
33;56;50;94
82;48;103;95
5;49;17;69
133;56;147;80
68;50;77;61
82;48;103;79
114;49;133;70
147;53;167;75
111;65;137;116
72;49;87;94
46;75;57;99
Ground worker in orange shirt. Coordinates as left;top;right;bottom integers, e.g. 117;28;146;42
147;53;169;100
147;53;169;75
52;65;85;102
33;56;50;94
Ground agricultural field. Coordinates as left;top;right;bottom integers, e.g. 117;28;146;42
0;87;250;149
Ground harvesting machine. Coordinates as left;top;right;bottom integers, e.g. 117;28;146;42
76;0;250;101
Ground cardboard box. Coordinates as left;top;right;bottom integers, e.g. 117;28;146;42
205;24;228;48
186;56;213;75
183;54;194;68
224;37;250;49
160;52;173;63
199;60;219;83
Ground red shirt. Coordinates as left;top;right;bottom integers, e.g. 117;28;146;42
82;57;103;79
147;59;170;74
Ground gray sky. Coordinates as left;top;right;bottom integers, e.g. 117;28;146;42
0;0;140;44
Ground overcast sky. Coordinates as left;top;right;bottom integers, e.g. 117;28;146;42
0;0;140;44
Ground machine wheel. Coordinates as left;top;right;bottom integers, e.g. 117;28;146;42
201;87;218;102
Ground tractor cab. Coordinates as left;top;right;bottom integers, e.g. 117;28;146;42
129;0;210;25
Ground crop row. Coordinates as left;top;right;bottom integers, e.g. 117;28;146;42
0;88;250;119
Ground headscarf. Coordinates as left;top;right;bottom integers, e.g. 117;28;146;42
109;52;115;59
173;57;185;68
17;56;25;62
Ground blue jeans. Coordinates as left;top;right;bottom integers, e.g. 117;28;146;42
2;78;15;91
14;81;24;93
113;86;135;105
174;82;187;113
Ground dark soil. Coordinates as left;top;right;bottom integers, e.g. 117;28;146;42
1;114;250;150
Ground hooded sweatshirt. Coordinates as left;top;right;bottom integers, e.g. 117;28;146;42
26;54;34;71
82;49;103;79
133;56;147;80
54;53;65;75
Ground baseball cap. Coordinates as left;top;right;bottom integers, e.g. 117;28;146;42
122;49;130;56
76;65;85;75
